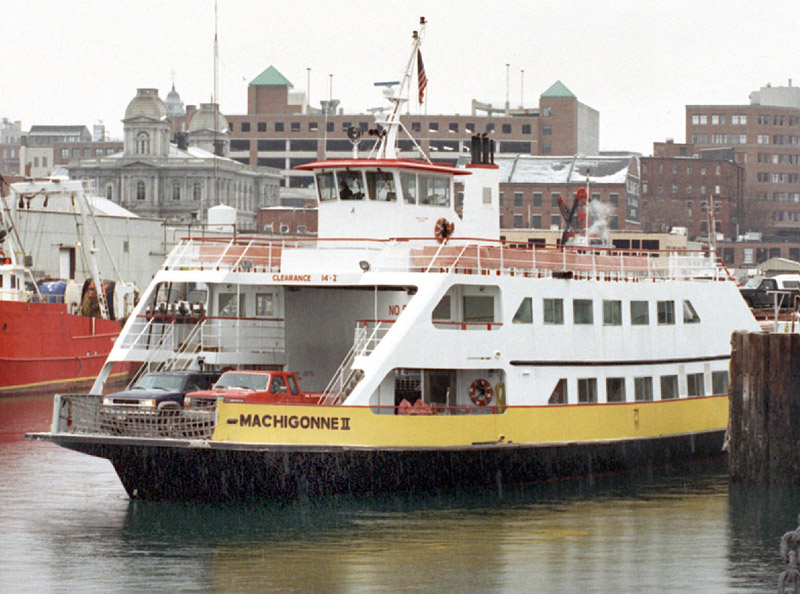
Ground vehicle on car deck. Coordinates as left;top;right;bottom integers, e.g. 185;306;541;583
184;370;322;410
102;370;220;410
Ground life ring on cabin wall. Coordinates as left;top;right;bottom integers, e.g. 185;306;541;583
434;218;455;243
469;378;493;406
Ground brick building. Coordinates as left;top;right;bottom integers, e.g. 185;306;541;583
226;67;599;189
686;82;800;240
640;151;744;240
489;154;640;233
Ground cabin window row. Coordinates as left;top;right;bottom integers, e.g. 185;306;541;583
548;370;729;404
315;171;451;207
513;297;700;326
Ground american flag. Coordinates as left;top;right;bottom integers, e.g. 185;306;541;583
417;49;427;105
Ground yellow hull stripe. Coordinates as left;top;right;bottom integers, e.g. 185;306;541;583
0;370;129;393
213;395;728;448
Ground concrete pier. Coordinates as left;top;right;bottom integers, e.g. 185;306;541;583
728;331;800;484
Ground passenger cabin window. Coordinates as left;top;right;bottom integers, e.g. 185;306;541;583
419;175;451;207
657;300;675;325
573;299;593;324
660;375;679;399
606;377;626;402
513;297;532;324
687;372;705;397
543;298;564;324
463;296;494;322
366;171;396;201
634;377;653;401
631;301;649;325
218;293;246;317
316;172;337;201
432;296;451;321
400;171;417;204
548;378;568;404
255;293;274;317
337;171;365;200
683;300;700;323
712;371;729;395
578;378;597;403
603;300;622;326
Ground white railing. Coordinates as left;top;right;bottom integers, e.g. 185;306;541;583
321;320;395;405
119;316;286;359
353;320;394;356
157;236;731;283
198;317;285;355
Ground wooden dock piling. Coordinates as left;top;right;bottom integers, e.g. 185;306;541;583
729;331;800;484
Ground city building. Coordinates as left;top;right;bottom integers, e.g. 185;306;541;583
640;150;744;240
0;119;22;176
686;82;800;240
226;67;599;189
488;154;640;234
68;88;281;230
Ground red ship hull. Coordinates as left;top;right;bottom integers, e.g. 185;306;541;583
0;300;128;395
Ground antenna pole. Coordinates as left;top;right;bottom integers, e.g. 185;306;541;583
213;0;219;207
323;73;332;158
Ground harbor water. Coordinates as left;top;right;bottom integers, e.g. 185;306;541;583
1;394;798;593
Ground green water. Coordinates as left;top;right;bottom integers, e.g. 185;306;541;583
1;395;797;593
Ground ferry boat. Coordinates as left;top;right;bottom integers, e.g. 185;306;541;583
28;19;762;501
0;178;136;394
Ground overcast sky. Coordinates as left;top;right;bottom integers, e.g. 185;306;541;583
3;0;800;155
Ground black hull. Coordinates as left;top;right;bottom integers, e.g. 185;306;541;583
35;431;727;502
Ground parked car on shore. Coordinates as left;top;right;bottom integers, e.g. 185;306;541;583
739;274;800;309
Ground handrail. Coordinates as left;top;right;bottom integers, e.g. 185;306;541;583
159;235;728;282
432;321;503;330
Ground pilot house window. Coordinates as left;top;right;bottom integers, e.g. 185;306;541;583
315;172;337;201
337;171;365;200
418;175;450;207
366;171;396;201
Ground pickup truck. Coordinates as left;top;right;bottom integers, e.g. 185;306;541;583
102;370;221;410
99;370;221;437
739;274;800;309
183;370;323;409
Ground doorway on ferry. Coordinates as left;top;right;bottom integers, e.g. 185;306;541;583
425;370;456;409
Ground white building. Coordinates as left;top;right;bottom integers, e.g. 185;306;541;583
68;88;281;230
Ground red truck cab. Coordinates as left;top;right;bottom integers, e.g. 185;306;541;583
184;370;323;409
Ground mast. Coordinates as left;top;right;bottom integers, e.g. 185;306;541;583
374;17;427;160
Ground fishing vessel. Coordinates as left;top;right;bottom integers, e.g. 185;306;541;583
0;178;136;394
28;19;761;501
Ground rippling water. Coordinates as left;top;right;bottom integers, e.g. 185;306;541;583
1;394;798;593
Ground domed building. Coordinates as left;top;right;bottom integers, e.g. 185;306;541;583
188;102;229;156
165;84;186;119
68;87;280;230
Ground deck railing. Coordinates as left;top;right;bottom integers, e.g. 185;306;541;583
118;315;286;357
159;236;730;282
52;394;215;439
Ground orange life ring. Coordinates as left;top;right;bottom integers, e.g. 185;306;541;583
434;218;454;243
469;378;493;406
